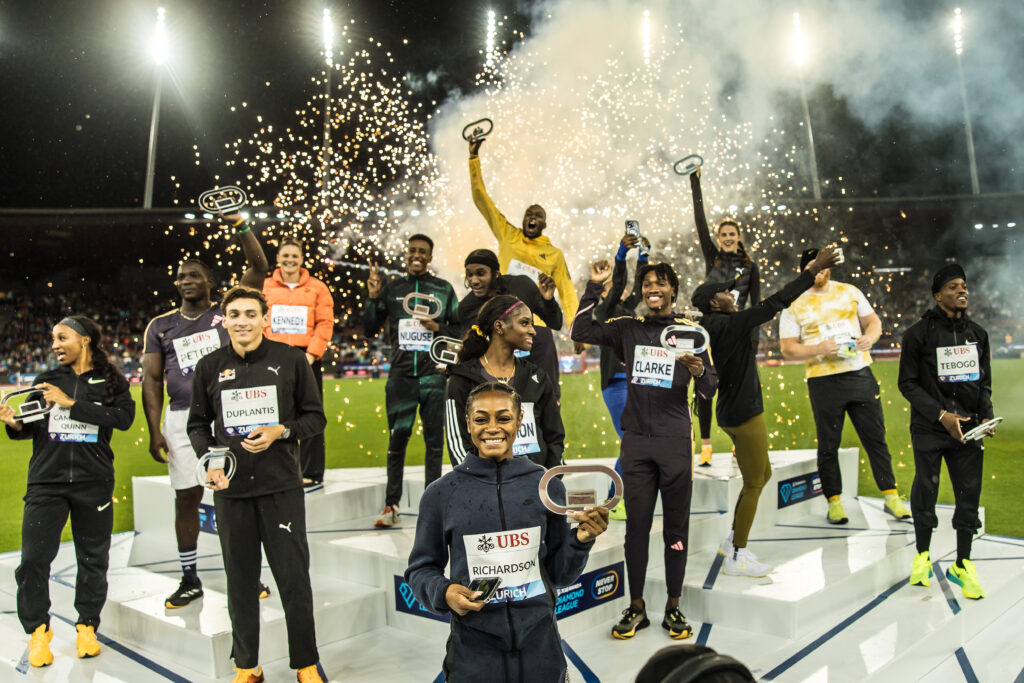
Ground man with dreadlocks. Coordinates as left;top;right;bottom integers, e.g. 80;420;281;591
141;210;269;610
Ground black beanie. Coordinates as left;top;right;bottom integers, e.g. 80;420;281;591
932;263;967;294
691;279;737;314
464;249;500;273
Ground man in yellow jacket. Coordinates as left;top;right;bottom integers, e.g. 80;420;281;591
469;136;580;398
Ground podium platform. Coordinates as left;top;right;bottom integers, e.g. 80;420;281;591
2;447;1023;682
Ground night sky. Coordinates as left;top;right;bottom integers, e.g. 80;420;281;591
0;0;527;209
0;1;1021;209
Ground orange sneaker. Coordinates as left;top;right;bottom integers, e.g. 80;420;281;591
232;666;265;683
297;664;325;682
28;624;53;667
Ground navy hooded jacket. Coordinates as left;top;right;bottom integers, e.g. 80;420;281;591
405;452;593;681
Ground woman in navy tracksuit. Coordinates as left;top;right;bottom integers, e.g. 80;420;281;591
572;260;717;641
406;382;608;682
0;316;135;667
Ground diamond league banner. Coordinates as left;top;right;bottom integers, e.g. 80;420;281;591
777;471;823;509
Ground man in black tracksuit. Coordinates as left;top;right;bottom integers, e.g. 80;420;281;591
458;248;563;341
572;260;718;640
363;235;460;526
445;359;564;469
898;263;995;599
188;287;327;679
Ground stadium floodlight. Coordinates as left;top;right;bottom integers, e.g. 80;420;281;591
792;12;821;201
952;8;979;194
485;10;497;67
323;8;334;66
144;7;168;209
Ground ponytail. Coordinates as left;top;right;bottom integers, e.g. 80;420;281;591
457;295;524;364
67;315;121;405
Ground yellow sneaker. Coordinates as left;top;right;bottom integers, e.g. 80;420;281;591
28;624;53;667
884;494;912;520
297;664;325;682
697;444;712;467
232;666;265;683
946;559;985;600
827;498;849;525
75;624;101;658
910;550;932;587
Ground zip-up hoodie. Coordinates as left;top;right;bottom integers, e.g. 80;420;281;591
262;267;334;359
469;155;580;322
187;338;327;497
5;365;135;484
444;358;564;469
405;452;593;682
572;280;718;437
362;273;460;377
898;306;993;450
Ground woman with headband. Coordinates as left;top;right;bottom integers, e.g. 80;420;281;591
0;316;135;668
407;381;607;682
444;295;565;470
689;168;761;466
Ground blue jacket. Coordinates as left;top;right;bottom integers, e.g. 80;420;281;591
405;452;593;681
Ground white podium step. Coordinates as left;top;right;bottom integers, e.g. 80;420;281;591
1;447;1020;683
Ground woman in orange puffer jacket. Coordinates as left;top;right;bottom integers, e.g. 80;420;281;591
263;238;335;485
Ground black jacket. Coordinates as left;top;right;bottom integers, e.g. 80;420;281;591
362;273;460;377
6;365;135;484
405;452;592;682
188;338;327;497
691;173;760;308
702;270;815;428
444;358;564;469
898;307;994;450
457;274;562;336
572;281;718;437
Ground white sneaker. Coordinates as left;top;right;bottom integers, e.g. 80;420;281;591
374;505;400;528
718;531;734;558
722;547;772;577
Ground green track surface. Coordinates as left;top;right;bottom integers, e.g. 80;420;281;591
1;360;1020;551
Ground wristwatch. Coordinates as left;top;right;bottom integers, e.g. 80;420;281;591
281;425;292;439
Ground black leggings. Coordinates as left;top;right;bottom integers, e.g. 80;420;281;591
621;431;693;600
696;395;713;441
16;480;114;633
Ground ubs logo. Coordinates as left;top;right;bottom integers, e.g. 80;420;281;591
477;535;495;553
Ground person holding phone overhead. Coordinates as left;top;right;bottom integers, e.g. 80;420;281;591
405;382;608;682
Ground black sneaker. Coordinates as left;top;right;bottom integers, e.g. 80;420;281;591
165;576;203;609
611;603;649;640
259;582;271;600
661;607;693;640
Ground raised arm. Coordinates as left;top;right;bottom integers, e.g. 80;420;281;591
362;263;387;339
732;247;837;334
570;265;626;360
551;251;579;322
468;139;516;243
690;171;717;266
216;212;269;289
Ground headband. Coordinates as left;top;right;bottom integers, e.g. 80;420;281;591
58;317;89;337
498;300;525;321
